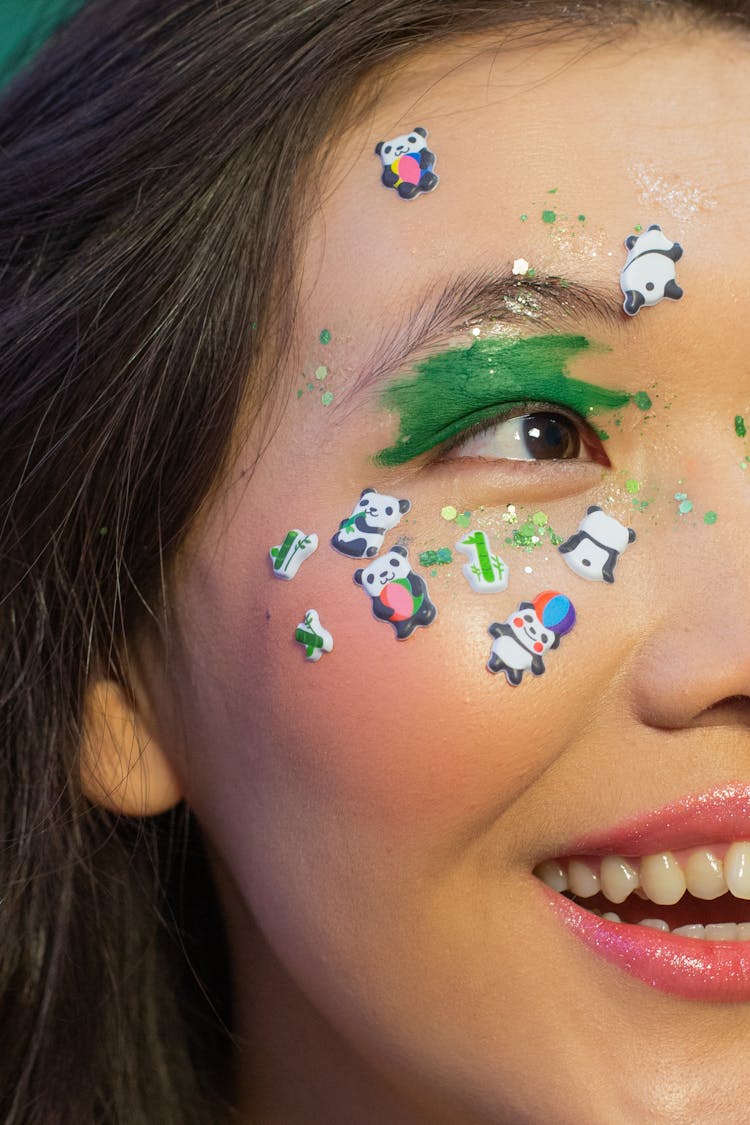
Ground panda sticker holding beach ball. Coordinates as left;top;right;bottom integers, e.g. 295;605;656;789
374;127;439;200
620;224;683;316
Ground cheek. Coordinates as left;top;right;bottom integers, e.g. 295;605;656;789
171;536;580;862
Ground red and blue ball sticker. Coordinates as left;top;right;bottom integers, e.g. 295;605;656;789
533;590;576;636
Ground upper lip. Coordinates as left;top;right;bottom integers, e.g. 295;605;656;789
558;782;750;857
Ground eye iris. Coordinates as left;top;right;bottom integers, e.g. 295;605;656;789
522;414;580;460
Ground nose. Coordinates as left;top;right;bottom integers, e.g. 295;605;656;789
626;533;750;732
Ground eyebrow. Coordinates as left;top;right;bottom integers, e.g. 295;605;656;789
345;269;625;404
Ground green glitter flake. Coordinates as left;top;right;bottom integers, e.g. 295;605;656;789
633;391;652;411
520;213;528;222
513;522;539;547
548;187;558;194
704;511;718;525
625;479;640;494
735;415;747;438
319;329;331;345
578;214;586;222
675;493;693;515
296;389;304;399
441;505;458;521
321;391;334;406
315;365;328;380
542;209;557;224
634;224;643;233
596;429;610;441
506;512;562;552
419;548;453;567
454;510;472;528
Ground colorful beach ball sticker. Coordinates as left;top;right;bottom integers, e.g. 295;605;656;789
533;590;576;636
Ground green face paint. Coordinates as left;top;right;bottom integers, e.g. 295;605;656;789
375;334;631;467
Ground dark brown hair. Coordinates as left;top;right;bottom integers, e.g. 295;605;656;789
1;1;748;1121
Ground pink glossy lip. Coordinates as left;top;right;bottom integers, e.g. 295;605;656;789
564;783;750;857
540;783;750;1000
540;882;750;1001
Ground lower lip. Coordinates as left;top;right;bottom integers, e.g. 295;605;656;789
539;882;750;1001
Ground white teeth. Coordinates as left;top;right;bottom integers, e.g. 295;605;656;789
600;856;639;904
639;918;670;931
639;852;686;906
534;859;568;892
684;850;727;900
568;859;600;898
705;923;739;941
672;924;705;939
601;912;622;923
724;843;750;900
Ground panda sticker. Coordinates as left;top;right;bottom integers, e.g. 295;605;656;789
487;591;576;686
558;506;636;583
620;224;683;316
374;127;439;200
354;544;437;639
331;488;411;559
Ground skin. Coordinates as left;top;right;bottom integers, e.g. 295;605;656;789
128;18;750;1125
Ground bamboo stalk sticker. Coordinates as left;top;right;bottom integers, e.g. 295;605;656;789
455;530;509;593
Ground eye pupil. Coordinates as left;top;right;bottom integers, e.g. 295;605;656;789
521;414;580;461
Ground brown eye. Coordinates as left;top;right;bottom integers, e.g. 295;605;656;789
521;413;580;460
444;407;608;466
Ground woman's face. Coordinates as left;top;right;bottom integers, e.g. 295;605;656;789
145;20;750;1123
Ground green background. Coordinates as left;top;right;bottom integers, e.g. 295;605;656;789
0;0;87;89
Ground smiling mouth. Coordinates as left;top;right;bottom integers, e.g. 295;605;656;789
534;845;750;938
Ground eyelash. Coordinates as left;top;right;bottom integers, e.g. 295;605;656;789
432;400;611;466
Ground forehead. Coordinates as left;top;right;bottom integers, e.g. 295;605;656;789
299;23;750;333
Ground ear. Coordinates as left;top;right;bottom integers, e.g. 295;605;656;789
374;142;383;155
414;126;427;138
398;499;411;514
80;679;182;816
586;505;602;515
393;544;408;558
628;527;637;543
360;487;375;500
354;568;364;585
518;601;534;611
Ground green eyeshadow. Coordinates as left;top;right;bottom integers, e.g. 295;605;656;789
374;334;630;467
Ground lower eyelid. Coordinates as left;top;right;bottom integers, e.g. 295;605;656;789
420;457;605;505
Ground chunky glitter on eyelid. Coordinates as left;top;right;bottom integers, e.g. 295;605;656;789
374;335;632;468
